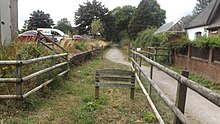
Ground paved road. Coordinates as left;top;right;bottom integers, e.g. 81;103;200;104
105;46;220;124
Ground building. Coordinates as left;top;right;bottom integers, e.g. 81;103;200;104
185;0;220;40
0;0;18;45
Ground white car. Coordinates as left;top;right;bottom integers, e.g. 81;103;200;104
37;28;68;42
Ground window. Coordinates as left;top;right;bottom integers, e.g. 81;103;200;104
195;32;202;38
210;29;218;34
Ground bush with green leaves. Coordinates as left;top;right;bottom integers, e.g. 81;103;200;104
74;42;87;52
133;27;167;48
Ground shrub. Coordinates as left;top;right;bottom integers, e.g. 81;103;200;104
74;42;87;52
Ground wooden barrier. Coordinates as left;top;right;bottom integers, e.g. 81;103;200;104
0;53;69;100
131;49;220;124
95;69;135;99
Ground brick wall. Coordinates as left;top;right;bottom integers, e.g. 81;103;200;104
174;46;220;84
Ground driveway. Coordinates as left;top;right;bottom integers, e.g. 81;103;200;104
105;46;220;124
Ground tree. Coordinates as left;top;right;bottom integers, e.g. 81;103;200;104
24;10;54;30
91;19;103;38
102;13;119;42
54;18;73;33
74;0;108;35
128;0;166;38
111;5;136;33
193;0;213;15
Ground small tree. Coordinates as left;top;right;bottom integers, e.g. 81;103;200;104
91;19;103;38
24;10;54;30
54;18;73;34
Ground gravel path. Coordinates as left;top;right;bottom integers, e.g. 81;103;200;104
105;46;220;124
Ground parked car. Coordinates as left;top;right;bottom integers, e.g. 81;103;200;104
72;35;83;41
37;28;68;42
18;30;37;40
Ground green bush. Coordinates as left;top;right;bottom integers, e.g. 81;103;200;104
133;27;167;48
74;42;87;51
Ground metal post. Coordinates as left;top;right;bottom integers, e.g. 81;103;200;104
173;70;189;124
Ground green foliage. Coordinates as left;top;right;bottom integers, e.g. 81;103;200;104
23;10;54;30
74;42;87;51
54;18;73;34
75;0;108;34
193;0;213;15
133;28;167;48
128;0;166;37
91;19;104;38
111;5;136;33
82;102;101;112
102;13;119;42
19;44;46;59
170;35;220;49
143;112;156;123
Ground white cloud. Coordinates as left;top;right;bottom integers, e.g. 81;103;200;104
18;0;197;29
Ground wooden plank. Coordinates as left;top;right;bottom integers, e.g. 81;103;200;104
96;82;131;88
0;95;21;99
0;78;20;83
23;53;68;64
22;62;68;82
96;69;134;76
132;66;165;124
23;69;69;98
98;76;132;82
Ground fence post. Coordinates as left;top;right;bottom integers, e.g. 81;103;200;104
128;43;131;60
149;56;153;96
154;48;157;62
101;46;104;60
130;71;135;99
95;70;100;99
173;70;189;124
132;49;135;68
138;56;142;78
15;54;23;101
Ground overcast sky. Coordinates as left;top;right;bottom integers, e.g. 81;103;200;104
18;0;197;29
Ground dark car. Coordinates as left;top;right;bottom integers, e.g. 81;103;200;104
72;35;83;41
18;30;37;40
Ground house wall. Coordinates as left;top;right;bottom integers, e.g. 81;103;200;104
0;0;18;45
186;26;209;40
173;46;220;84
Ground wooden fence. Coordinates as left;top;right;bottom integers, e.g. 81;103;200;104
0;53;69;100
129;46;172;64
130;50;220;124
0;46;104;100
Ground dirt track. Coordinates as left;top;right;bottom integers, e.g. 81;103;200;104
105;46;220;124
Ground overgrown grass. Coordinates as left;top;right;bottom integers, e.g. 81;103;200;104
169;66;220;94
1;55;157;123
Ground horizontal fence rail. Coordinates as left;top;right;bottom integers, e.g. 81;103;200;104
130;49;220;124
